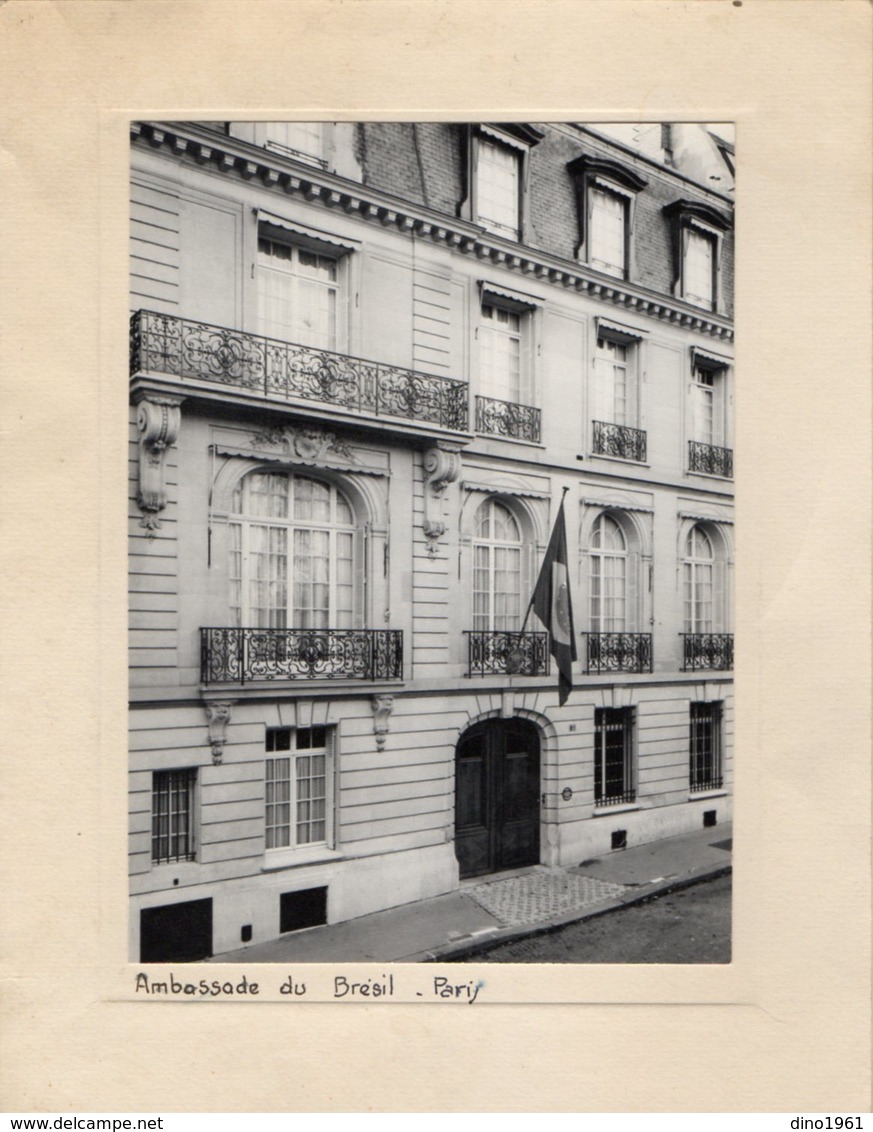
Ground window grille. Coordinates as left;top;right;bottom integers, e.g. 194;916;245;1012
151;769;196;864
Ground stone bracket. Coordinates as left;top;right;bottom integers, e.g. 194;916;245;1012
135;393;183;535
422;444;462;556
204;700;235;764
371;694;394;751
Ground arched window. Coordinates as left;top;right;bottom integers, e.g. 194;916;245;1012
590;513;627;631
229;471;355;629
472;498;523;631
683;525;714;632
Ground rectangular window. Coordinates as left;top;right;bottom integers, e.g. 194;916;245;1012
265;727;331;850
259;122;326;167
684;229;715;309
477;139;521;239
589;187;628;278
151;769;196;864
593;336;634;426
690;702;723;791
479;303;523;403
257;237;338;350
691;366;716;445
594;708;635;806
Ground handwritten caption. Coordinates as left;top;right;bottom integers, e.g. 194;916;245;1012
134;971;484;1004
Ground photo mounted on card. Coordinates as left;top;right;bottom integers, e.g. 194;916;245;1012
128;119;735;992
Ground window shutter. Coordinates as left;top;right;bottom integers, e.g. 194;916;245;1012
326;729;338;851
627;549;641;631
713;558;727;633
353;525;368;629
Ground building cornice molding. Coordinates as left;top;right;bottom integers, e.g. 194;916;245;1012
132;122;734;343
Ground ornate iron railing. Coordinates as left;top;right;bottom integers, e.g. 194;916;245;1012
200;627;403;684
131;310;468;431
465;630;550;677
682;633;734;671
592;420;647;462
583;633;653;674
475;395;541;442
688;440;733;478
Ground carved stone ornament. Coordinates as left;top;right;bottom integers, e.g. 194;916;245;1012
204;700;234;764
250;424;354;464
422;444;462;556
135;395;183;534
371;694;395;751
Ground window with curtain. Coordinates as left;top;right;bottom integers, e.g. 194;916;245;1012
477;139;521;239
684;228;715;309
479;302;524;403
593;336;635;426
265;726;331;850
683;525;715;632
589;186;628;277
257;236;339;349
472;498;523;632
589;513;627;632
259;122;326;166
229;472;355;630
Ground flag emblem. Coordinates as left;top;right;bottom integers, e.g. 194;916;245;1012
530;492;577;705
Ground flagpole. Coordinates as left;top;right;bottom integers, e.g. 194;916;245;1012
520;485;570;634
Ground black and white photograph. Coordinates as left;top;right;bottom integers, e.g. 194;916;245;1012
129;119;735;966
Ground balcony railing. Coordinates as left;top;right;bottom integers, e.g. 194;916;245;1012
583;632;653;674
131;310;468;431
682;633;734;671
465;630;550;677
201;627;403;685
475;395;541;442
688;440;733;478
593;420;647;462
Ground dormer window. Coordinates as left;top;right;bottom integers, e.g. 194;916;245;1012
461;124;544;243
568;155;648;281
664;199;731;313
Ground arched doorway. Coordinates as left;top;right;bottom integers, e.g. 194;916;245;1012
455;718;541;879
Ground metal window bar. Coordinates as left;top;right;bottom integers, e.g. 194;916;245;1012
130;310;469;431
688;440;733;478
201;627;403;684
151;769;196;864
465;630;550;677
592;420;647;462
594;708;636;806
689;703;723;791
681;633;734;671
475;395;541;442
583;632;653;674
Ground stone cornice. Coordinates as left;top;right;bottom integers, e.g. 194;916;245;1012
132;121;734;343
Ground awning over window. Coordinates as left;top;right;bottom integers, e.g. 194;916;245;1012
595;316;647;343
256;209;360;254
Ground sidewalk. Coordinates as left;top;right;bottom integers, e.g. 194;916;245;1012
211;821;732;964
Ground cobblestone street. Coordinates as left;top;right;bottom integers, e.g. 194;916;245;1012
459;873;732;963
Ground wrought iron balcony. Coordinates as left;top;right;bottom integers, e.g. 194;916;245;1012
131;310;468;431
688;440;733;478
465;630;550;677
682;633;734;671
583;632;653;674
201;627;403;685
593;420;647;462
475;395;541;442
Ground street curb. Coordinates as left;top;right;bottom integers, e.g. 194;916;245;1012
410;862;732;963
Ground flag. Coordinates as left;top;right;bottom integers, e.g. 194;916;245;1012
531;493;577;706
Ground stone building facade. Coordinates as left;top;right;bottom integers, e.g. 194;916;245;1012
129;120;734;961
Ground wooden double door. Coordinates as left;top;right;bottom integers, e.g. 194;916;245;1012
455;719;541;879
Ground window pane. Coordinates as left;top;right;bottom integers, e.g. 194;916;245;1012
590;188;627;276
685;230;714;306
478;140;520;238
